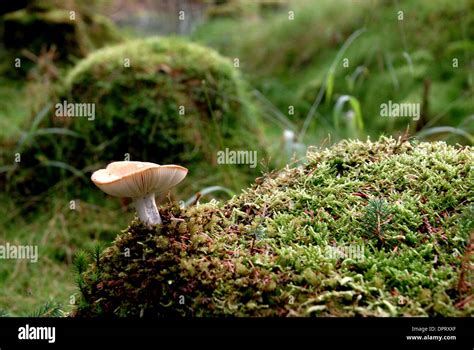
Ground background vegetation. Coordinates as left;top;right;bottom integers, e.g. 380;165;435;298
0;0;472;316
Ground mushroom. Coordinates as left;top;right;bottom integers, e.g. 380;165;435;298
91;161;188;226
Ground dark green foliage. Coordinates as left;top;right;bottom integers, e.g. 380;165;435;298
73;250;90;275
29;301;63;317
73;138;474;317
2;0;121;74
91;243;104;271
0;309;9;317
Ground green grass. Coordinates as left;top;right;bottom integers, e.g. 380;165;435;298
0;191;131;316
0;77;31;141
192;0;474;145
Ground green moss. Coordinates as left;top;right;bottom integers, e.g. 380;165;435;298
2;4;121;69
11;37;267;198
74;137;473;317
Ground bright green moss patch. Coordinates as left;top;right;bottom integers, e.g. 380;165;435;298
74;137;473;317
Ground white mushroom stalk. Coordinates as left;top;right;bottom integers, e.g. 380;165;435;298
91;162;188;226
134;193;163;225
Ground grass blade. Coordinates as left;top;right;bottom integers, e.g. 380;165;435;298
416;126;474;144
30;103;53;131
299;27;366;141
184;186;235;207
40;160;87;179
17;128;83;152
333;95;364;137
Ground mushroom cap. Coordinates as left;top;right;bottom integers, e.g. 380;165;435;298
91;161;188;198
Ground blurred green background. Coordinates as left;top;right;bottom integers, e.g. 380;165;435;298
0;0;472;316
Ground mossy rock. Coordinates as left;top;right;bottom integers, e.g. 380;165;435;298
2;1;120;73
73;137;473;317
11;37;266;198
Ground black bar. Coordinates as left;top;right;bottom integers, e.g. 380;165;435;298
0;317;472;347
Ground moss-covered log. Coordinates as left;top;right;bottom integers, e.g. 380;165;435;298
74;138;473;317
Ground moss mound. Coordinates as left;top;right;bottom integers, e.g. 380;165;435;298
73;137;473;317
11;37;266;197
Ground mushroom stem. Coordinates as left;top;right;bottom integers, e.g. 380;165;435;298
134;193;162;225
